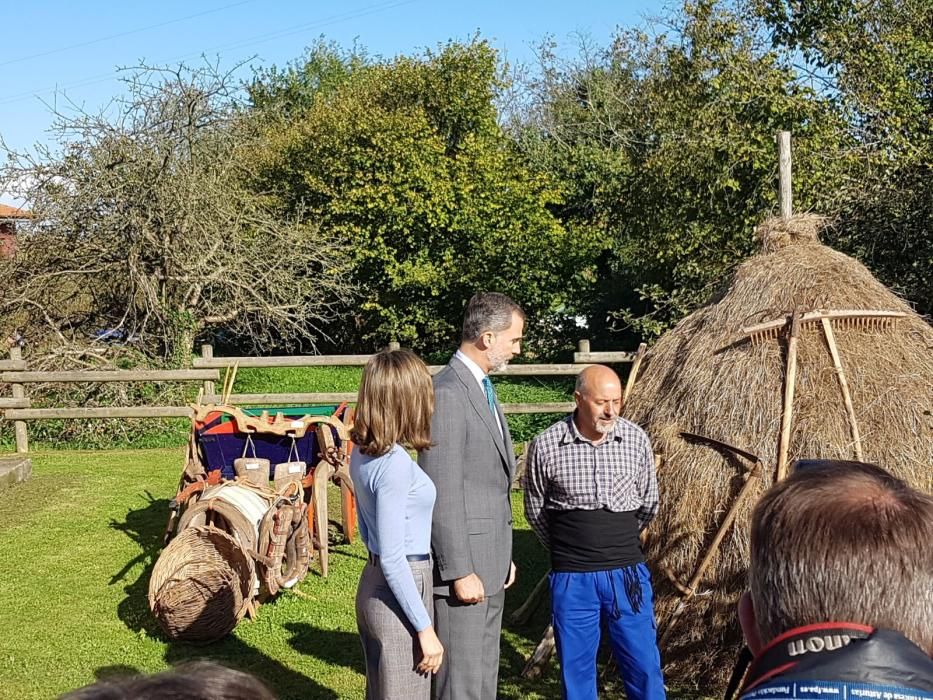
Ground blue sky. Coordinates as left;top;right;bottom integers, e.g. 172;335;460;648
0;0;665;204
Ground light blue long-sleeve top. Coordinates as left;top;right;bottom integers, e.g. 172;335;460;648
351;443;436;632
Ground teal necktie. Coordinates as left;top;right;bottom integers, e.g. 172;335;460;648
481;376;497;414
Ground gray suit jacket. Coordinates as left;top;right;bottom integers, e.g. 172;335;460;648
419;355;516;598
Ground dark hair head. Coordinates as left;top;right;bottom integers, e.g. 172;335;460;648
461;292;524;344
351;348;434;456
749;459;933;654
60;661;277;700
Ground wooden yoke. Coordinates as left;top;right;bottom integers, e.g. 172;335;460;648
190;403;350;441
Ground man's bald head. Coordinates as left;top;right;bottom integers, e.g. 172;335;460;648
573;365;623;441
575;364;622;396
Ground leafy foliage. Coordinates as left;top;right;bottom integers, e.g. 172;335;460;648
512;1;846;341
755;0;933;314
0;62;352;364
249;40;601;355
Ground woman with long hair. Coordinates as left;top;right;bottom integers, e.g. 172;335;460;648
350;349;443;699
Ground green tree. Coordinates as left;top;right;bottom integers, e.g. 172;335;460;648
513;1;845;341
756;0;933;313
0;63;351;363
249;40;601;354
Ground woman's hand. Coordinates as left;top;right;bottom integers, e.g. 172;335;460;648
416;625;444;675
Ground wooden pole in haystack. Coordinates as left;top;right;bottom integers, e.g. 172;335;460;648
623;342;648;405
657;434;765;646
776;312;801;482
774;130;797;482
778;130;792;220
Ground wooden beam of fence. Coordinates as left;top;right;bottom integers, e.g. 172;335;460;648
0;398;31;409
1;369;220;383
572;351;638;364
4;406;192;420
501;402;573;414
489;364;591;376
193;355;373;368
195;355;592;376
0;359;26;371
3;401;574;420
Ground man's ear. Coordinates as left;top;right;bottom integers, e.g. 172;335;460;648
738;591;764;655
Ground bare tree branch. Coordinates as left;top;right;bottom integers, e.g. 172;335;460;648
1;60;355;361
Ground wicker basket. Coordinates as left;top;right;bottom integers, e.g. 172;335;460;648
148;526;255;643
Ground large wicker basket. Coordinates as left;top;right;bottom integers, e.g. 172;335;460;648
148;526;255;643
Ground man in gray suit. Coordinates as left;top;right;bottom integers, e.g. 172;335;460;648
419;292;524;700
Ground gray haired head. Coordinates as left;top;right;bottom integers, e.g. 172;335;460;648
461;292;525;343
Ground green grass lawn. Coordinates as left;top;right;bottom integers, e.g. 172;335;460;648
0;448;570;699
0;449;713;699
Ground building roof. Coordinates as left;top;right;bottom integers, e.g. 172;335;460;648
0;204;33;219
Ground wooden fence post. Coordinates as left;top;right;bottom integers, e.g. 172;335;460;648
201;344;215;398
577;339;591;355
387;341;400;351
9;346;28;453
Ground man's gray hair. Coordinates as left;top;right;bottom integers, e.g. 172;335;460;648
461;292;524;343
574;373;589;393
749;460;933;654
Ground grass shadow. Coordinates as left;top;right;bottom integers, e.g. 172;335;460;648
92;664;141;682
283;623;363;674
498;527;565;699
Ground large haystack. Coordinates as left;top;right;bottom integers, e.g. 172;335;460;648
625;215;933;690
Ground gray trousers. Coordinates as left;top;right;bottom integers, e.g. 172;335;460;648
356;558;433;700
432;589;505;700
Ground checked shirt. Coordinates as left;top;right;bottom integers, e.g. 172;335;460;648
523;414;659;548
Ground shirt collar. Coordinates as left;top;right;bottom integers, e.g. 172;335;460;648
454;349;487;388
561;412;623;445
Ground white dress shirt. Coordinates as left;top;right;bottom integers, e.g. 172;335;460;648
454;349;503;435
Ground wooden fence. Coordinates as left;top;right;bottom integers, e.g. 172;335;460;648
1;341;638;453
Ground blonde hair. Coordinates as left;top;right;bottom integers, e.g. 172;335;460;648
352;349;434;456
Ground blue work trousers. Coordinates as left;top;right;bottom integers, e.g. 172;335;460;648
550;564;666;700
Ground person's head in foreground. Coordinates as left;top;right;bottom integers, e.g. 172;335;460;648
60;660;276;699
734;459;933;697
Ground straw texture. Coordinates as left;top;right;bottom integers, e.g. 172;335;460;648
625;215;933;689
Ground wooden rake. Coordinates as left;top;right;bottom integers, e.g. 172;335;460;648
732;309;906;480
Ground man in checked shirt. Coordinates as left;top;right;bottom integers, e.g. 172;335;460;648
523;364;665;700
